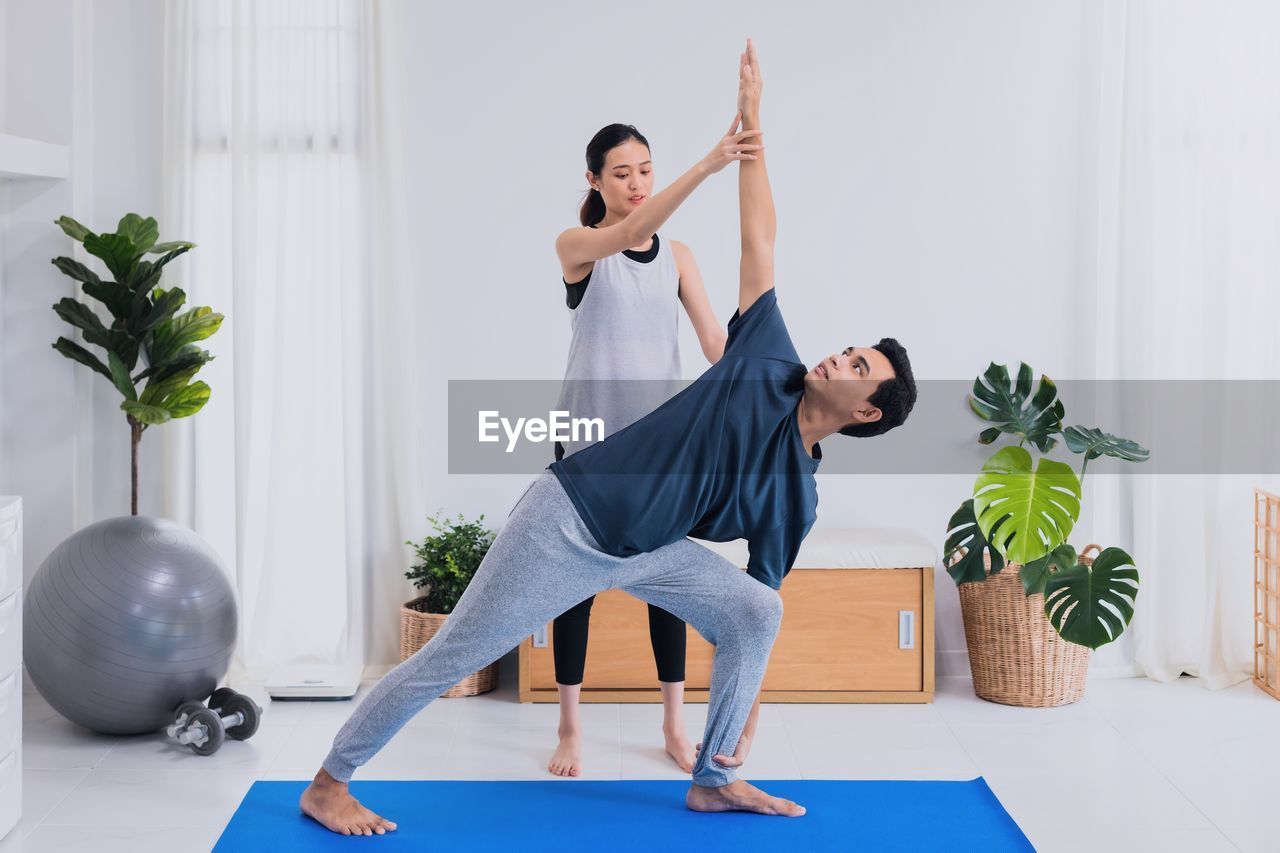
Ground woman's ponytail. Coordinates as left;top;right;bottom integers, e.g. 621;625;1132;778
579;186;606;227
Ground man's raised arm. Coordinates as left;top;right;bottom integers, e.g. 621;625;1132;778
738;38;775;317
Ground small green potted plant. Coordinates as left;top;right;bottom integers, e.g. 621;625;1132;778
402;512;497;696
943;362;1150;707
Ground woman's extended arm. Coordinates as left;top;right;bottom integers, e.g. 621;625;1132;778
556;114;763;271
673;240;727;363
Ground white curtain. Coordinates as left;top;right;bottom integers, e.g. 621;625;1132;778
160;0;423;683
1078;0;1280;686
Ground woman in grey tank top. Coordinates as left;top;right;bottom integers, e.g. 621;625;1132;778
547;119;762;778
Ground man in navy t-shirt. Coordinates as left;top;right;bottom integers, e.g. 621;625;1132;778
545;42;918;818
304;41;917;836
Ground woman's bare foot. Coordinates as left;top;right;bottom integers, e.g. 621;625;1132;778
548;728;582;777
686;779;806;817
299;768;398;836
663;725;695;773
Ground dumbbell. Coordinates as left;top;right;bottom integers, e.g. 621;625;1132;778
166;689;263;756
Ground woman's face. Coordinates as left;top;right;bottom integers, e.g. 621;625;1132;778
589;139;653;220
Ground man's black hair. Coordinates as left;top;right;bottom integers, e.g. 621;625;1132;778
839;337;917;438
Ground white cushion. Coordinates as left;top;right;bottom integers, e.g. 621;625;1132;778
690;528;937;570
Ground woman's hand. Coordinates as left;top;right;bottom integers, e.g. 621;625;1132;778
738;38;763;119
695;729;755;768
701;112;763;175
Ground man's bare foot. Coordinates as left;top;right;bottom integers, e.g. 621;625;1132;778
299;768;398;836
663;726;695;773
548;729;582;777
686;779;806;817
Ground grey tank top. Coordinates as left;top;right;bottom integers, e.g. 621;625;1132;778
555;232;683;458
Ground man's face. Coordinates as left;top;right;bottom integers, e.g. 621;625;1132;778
804;346;894;429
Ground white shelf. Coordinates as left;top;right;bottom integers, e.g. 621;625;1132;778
0;133;69;180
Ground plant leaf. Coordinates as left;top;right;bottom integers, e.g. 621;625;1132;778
83;232;143;282
1044;546;1138;649
170;307;223;346
943;499;1006;583
52;297;108;338
1018;543;1077;596
973;445;1081;565
126;246;190;292
135;345;213;384
51;256;102;285
121;400;172;426
147;240;195;254
134;287;186;336
161;380;211;418
978;426;1002;445
55;216;93;242
968;362;1065;452
1062;425;1150;464
81;280;134;320
107;350;137;401
116;213;159;252
139;364;200;406
52;337;112;380
151;307;223;365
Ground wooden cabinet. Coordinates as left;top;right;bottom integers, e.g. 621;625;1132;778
520;566;934;703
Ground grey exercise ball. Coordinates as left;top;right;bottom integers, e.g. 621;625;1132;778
23;515;237;735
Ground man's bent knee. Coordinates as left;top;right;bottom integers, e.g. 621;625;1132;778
739;583;783;639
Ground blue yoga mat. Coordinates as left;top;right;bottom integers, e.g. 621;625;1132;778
215;778;1032;852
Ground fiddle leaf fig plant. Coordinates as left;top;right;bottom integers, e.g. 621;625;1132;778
944;361;1150;650
50;213;222;516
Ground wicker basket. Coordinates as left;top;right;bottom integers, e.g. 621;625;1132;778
955;544;1099;707
400;595;498;697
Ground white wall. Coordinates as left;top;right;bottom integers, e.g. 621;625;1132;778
400;0;1089;675
1;0;79;585
3;0;1103;676
0;0;164;588
81;0;166;520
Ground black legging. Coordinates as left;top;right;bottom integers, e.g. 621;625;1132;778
553;595;687;685
552;441;688;686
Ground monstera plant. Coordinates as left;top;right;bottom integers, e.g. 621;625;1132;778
943;362;1150;650
50;213;223;515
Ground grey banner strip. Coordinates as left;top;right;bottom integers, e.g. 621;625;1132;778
447;379;1280;474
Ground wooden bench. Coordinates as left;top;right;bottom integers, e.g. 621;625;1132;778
518;528;936;703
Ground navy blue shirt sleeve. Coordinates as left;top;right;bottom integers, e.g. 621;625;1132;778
724;288;802;364
746;515;814;589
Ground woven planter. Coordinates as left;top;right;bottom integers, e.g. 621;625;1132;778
400;595;498;697
956;545;1098;707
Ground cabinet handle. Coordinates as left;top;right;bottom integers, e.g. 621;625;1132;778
898;610;915;650
532;625;548;648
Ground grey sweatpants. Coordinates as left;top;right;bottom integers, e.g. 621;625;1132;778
322;470;782;788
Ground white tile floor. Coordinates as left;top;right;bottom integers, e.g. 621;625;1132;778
1;664;1277;853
